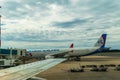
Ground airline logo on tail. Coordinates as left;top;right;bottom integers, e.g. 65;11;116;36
98;35;104;45
95;34;107;48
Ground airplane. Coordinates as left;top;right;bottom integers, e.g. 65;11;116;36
27;34;107;61
26;43;74;59
0;34;107;80
0;58;66;80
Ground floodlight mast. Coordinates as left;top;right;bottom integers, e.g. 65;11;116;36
0;6;1;48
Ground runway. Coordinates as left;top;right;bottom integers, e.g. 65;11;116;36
37;52;120;80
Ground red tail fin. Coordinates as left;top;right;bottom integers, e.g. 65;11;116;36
70;43;74;53
70;43;74;48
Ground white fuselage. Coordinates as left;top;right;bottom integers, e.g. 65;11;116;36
27;47;99;59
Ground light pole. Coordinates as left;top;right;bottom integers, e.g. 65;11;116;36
0;15;1;59
0;6;1;49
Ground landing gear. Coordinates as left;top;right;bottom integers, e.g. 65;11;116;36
67;57;71;61
67;57;81;61
74;56;81;61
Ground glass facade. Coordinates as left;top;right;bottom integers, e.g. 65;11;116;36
0;49;17;55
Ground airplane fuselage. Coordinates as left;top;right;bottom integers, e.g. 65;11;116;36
27;47;99;59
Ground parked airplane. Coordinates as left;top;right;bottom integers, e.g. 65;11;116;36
27;43;74;59
0;58;66;80
0;34;108;80
27;34;107;61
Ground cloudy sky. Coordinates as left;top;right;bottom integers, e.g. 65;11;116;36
0;0;120;49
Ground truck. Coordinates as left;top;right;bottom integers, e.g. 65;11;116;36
0;59;16;68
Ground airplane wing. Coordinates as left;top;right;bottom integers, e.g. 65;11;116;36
0;58;66;80
49;43;74;58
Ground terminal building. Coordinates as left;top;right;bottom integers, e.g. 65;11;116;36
0;48;27;67
0;48;26;59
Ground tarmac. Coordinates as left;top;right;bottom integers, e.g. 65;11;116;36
37;52;120;80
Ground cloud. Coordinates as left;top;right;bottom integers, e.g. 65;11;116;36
53;18;88;28
1;0;120;49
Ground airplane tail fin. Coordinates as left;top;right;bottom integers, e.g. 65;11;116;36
94;34;107;48
70;43;74;48
70;43;74;53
